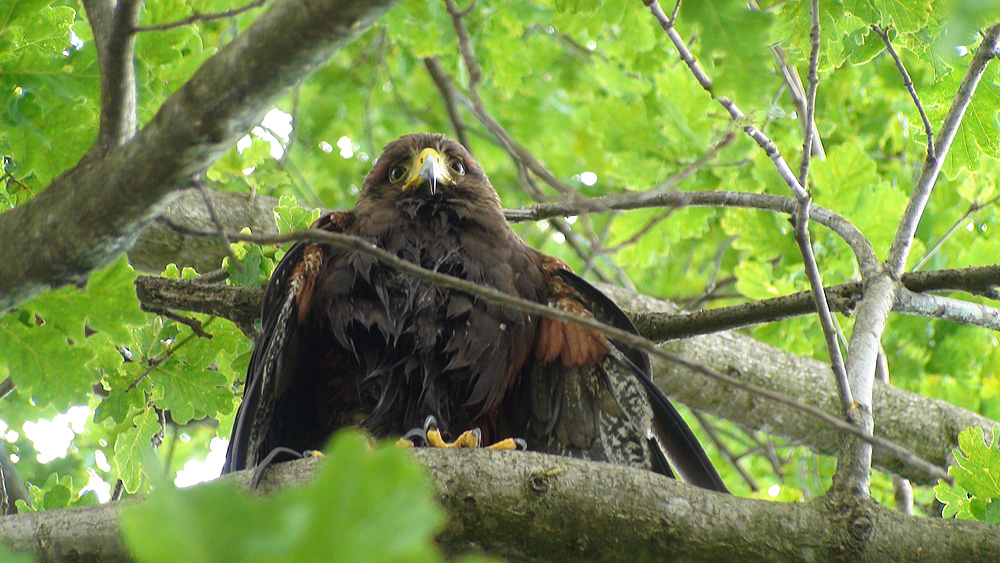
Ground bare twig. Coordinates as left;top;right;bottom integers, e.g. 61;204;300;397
442;0;578;199
126;325;207;392
424;57;471;149
507;189;879;274
641;0;812;206
871;24;935;161
798;0;822;185
643;2;881;388
140;305;213;339
886;24;1000;279
649;131;737;194
195;226;950;482
913;196;998;271
691;410;760;491
771;45;825;160
195;180;242;271
786;0;855;420
645;0;854;416
133;0;267;32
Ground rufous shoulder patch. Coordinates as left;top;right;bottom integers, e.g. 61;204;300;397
536;296;610;367
292;245;325;324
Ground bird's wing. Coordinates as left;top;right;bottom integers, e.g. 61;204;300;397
533;266;728;493
222;212;351;474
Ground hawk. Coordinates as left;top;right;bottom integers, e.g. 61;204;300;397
222;133;727;493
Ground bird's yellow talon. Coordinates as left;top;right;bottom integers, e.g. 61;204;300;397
426;428;480;448
395;438;416;448
486;438;519;450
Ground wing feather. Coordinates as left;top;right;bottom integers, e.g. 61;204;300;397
550;269;729;493
223;211;351;474
222;243;309;474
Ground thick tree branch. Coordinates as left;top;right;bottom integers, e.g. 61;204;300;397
2;451;998;563
600;284;992;486
135;276;263;338
134;261;1000;343
632;265;1000;340
0;0;398;313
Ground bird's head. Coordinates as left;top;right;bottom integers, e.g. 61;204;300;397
360;133;500;209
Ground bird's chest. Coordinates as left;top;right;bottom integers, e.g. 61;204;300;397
322;205;538;341
316;206;541;434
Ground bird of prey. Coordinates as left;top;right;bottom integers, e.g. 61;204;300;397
222;132;727;493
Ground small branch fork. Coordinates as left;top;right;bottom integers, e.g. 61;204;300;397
886;24;1000;279
646;0;854;418
438;0;678;288
639;2;1000;495
190;226;949;483
792;0;855;418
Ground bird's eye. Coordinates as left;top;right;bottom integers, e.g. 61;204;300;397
449;160;466;175
389;164;406;183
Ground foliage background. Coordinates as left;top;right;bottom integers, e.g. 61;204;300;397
1;0;999;558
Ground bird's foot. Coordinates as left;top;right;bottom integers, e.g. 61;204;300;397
396;416;527;450
484;437;528;451
249;447;325;488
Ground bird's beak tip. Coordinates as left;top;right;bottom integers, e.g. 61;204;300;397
400;148;449;193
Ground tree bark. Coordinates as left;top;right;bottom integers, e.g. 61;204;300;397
0;0;399;313
1;451;996;563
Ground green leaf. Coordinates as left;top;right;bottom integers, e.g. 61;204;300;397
114;409;161;494
0;319;95;408
120;431;469;563
0;543;35;563
680;1;775;101
935;426;1000;522
926;60;1000;175
274;194;321;234
844;0;934;35
19;255;145;342
152;350;231;425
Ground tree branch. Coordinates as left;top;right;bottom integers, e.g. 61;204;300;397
1;451;997;563
82;0;142;156
895;289;1000;332
870;24;935;162
886;24;1000;278
423;56;471;149
506;188;880;275
135;276;263;338
132;0;267;32
0;0;398;313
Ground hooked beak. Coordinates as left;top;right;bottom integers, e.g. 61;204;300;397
402;148;453;194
